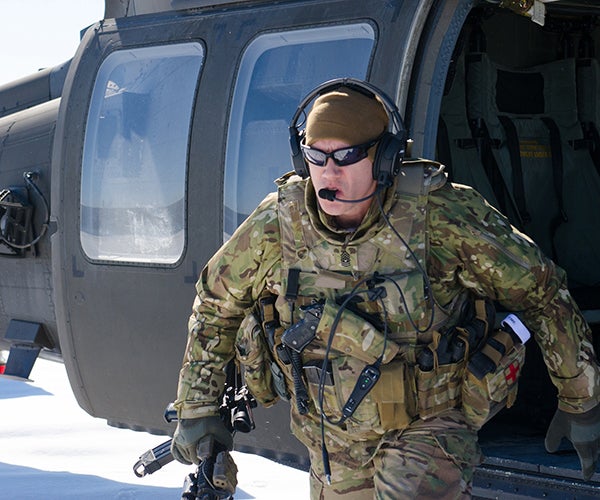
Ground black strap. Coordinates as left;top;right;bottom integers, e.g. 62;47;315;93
498;115;530;226
285;268;300;302
540;117;567;221
469;117;524;228
541;117;568;261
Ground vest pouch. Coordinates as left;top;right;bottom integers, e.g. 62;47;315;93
370;359;417;431
332;355;381;435
461;333;526;429
416;360;465;420
304;359;342;422
316;299;399;364
235;312;279;407
416;331;465;420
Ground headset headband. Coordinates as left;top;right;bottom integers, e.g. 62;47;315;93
290;78;405;136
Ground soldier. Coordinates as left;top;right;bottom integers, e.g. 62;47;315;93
171;79;600;499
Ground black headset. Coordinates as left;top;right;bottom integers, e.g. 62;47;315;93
289;78;408;187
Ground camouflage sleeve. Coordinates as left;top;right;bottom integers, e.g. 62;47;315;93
428;183;600;413
174;192;282;419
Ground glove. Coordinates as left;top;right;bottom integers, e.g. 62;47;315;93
171;416;233;465
545;404;600;481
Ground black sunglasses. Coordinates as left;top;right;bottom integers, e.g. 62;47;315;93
300;137;379;167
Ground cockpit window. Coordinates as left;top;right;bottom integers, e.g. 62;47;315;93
80;42;204;264
224;24;375;239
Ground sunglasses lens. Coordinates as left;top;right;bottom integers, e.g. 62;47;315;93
302;147;327;166
333;146;367;166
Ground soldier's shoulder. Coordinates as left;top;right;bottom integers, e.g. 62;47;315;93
427;180;505;232
275;171;306;188
225;191;281;257
250;191;280;224
430;180;490;209
274;171;309;206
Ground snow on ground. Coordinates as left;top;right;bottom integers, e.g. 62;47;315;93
0;357;309;499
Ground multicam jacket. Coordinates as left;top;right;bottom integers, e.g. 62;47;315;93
174;162;600;428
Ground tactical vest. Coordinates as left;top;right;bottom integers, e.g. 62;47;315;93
270;160;456;438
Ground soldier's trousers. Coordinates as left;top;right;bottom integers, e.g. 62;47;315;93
308;409;482;499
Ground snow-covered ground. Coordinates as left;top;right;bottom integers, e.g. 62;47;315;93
0;356;309;499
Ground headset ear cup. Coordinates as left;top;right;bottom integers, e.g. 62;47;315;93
290;129;309;178
372;132;406;185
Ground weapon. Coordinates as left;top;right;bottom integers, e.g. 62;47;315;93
134;435;238;500
133;438;175;478
133;361;255;499
181;436;238;500
220;361;257;434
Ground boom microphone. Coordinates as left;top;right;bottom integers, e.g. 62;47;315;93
318;187;382;203
318;189;337;201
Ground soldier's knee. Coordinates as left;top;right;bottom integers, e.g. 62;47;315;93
372;423;482;499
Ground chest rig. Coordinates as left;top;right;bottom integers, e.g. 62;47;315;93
275;159;448;345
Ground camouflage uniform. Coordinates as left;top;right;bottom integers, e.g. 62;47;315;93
174;161;600;498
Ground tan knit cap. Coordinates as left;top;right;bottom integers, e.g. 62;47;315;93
305;87;389;152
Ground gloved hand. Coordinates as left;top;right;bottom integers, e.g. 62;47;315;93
545;404;600;481
171;416;233;465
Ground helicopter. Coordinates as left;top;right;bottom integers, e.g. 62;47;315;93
1;0;600;496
